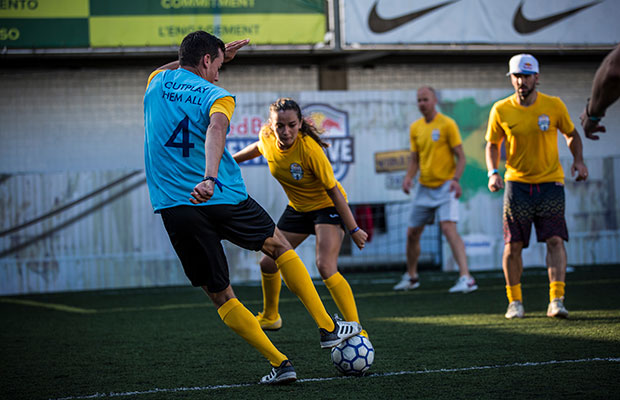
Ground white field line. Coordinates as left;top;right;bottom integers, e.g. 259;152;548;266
49;357;620;400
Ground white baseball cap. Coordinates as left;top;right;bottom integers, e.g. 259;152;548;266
507;53;539;76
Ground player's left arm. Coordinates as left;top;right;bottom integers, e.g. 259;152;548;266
563;128;588;181
580;44;620;140
150;39;250;79
223;39;250;62
450;144;466;199
325;186;368;250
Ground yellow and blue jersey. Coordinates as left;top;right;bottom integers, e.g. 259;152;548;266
144;68;247;211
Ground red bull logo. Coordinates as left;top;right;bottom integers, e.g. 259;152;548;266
303;103;353;182
308;111;342;132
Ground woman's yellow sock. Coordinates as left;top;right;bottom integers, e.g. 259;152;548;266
276;250;335;331
260;270;281;320
324;272;360;324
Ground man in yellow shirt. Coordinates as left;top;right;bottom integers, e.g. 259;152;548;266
485;54;589;319
393;86;478;293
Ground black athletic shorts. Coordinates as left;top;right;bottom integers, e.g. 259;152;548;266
160;196;275;292
503;181;568;248
277;205;344;235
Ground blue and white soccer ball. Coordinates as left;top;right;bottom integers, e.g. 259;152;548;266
331;334;374;376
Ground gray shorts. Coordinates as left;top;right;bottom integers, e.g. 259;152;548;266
409;180;459;228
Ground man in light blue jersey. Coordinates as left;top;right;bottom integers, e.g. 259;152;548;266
143;31;361;384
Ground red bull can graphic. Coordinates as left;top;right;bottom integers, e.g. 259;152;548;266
302;103;353;182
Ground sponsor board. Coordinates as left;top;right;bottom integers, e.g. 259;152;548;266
374;150;410;173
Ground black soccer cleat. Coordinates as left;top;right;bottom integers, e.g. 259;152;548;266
259;360;297;385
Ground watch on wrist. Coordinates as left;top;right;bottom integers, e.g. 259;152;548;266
487;169;499;178
585;97;604;122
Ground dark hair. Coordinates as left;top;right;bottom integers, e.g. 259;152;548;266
178;31;225;68
265;98;329;148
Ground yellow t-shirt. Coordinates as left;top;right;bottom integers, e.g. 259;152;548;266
409;113;462;188
257;127;347;212
485;92;574;184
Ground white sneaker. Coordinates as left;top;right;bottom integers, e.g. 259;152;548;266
547;298;569;318
319;315;362;349
448;275;478;293
393;273;420;291
505;300;525;319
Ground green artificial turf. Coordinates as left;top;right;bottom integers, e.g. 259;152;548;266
1;265;619;399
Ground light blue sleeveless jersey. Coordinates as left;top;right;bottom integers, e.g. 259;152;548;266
144;68;248;212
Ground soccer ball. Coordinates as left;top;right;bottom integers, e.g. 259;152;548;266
331;334;374;376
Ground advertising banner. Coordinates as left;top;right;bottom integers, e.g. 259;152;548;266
0;0;326;49
342;0;620;47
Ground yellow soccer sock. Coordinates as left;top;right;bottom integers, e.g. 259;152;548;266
549;281;566;302
506;283;523;303
324;272;360;324
276;250;335;331
218;298;287;367
261;270;282;320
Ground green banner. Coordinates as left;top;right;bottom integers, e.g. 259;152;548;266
0;0;325;49
0;19;89;48
90;14;324;47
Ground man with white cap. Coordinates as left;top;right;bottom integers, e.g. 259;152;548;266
485;54;589;319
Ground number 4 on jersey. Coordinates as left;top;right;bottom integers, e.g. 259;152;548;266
165;116;195;157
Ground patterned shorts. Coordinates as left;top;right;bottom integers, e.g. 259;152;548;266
503;181;568;248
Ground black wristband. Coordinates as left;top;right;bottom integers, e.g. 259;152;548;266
349;227;360;235
202;176;223;192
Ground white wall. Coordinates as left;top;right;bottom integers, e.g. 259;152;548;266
1;59;618;294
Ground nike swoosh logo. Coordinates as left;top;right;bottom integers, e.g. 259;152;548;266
513;1;601;34
329;214;339;218
368;0;458;34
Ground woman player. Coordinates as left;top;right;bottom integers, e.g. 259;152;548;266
233;98;369;336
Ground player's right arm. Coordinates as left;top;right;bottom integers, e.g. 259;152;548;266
485;105;505;192
402;151;419;195
233;141;261;163
485;142;504;192
190;112;229;204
